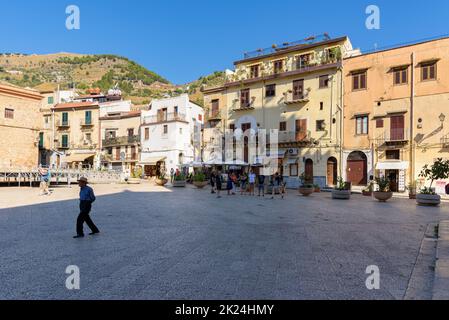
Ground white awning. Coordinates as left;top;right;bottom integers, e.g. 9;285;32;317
64;153;96;163
376;161;409;170
139;157;166;166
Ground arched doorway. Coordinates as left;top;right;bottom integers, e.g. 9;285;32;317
327;157;338;186
305;159;314;183
347;151;367;186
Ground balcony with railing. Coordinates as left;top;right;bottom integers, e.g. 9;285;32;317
102;153;138;162
56;119;70;129
442;133;449;148
102;135;140;147
205;109;222;121
55;141;70;149
377;129;409;146
272;131;312;146
80;119;94;127
284;91;310;105
142;112;187;125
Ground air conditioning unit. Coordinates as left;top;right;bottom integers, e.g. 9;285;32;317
286;148;299;156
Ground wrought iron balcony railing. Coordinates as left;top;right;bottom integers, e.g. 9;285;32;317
143;113;186;125
102;135;140;147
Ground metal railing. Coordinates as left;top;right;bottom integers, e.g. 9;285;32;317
442;133;449;147
56;120;70;128
206;109;222;120
377;129;409;143
275;131;311;143
102;135;140;147
143;113;186;124
284;91;310;104
80;119;94;126
243;34;331;59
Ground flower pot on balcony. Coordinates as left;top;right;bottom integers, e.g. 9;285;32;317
373;191;393;202
416;194;441;206
299;186;314;197
155;178;168;186
193;181;208;189
332;190;351;200
172;180;187;188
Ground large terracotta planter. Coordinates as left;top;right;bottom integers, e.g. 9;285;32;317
155;178;168;186
172;180;187;187
193;181;208;189
416;194;441;206
332;189;351;200
299;187;314;197
373;191;393;202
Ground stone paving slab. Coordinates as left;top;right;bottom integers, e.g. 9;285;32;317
433;221;449;300
0;183;448;300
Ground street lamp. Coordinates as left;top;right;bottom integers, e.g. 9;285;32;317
439;113;446;124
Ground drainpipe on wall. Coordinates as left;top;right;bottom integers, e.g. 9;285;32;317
410;52;416;184
338;66;344;178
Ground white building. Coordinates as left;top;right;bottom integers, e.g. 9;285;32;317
140;94;204;177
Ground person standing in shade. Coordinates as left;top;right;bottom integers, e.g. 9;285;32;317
170;168;175;184
257;173;265;197
271;172;284;200
215;171;222;198
73;177;100;239
210;170;216;194
248;170;256;196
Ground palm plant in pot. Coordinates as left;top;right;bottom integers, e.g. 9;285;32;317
155;172;168;186
128;167;142;184
299;173;314;196
417;158;449;206
332;177;351;200
193;171;208;189
373;176;393;202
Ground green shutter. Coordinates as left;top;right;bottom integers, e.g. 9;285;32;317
48;96;54;104
62;135;68;148
62;112;68;125
39;133;44;148
85;111;92;125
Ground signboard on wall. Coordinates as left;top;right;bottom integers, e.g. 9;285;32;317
399;170;406;192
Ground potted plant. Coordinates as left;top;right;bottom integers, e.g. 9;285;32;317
127;167;142;184
332;177;351;200
417;158;449;206
155;173;168;186
362;181;374;196
373;176;393;202
193;172;208;189
172;173;187;187
299;173;314;196
407;181;418;200
313;184;321;193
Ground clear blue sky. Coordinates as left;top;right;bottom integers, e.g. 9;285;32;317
0;0;448;84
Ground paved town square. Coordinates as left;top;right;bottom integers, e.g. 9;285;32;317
0;183;447;300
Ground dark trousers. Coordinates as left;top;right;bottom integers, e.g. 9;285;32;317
77;201;99;236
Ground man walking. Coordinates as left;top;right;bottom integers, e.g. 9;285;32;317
257;173;265;197
73;177;100;239
38;167;51;196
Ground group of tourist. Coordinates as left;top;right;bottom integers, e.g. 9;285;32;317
209;170;286;200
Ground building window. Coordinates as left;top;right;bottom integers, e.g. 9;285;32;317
85;111;92;125
421;62;437;81
393;68;408;85
279;121;287;131
163;125;168;135
352;71;367;91
319;75;330;88
47;96;54;104
273;60;284;74
249;65;260;78
85;133;92;143
386;150;400;160
376;119;384;128
62;112;69;125
128;128;134;137
179;128;183;135
145;128;150;140
198;114;202;122
316;120;326;132
289;164;298;177
240;89;250;108
296;53;314;69
266;84;276;97
39;132;44;149
320;102;324;111
356;115;369;135
61;134;69;148
4;108;14;119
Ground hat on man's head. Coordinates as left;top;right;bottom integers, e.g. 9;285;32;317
77;177;88;184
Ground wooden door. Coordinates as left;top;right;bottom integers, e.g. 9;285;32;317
293;80;304;100
295;119;307;141
305;159;314;182
390;115;404;140
327;158;337;186
347;160;367;185
242;123;251;163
